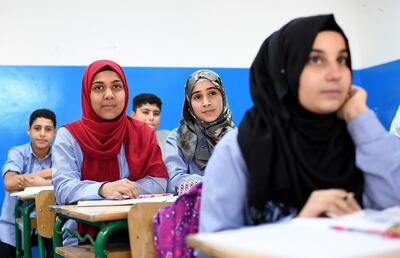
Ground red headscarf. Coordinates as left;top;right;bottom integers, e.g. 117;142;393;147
65;60;167;239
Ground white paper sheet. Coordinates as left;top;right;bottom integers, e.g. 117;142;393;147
10;185;54;197
77;195;177;206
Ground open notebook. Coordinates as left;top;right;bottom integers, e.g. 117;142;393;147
77;194;177;207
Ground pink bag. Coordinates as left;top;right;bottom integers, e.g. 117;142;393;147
153;182;202;258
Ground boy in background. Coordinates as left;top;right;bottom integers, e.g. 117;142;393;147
0;109;56;257
130;93;169;158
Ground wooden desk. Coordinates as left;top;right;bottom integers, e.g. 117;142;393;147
187;235;265;258
50;205;132;258
187;235;400;258
51;205;132;222
186;220;400;258
15;194;36;258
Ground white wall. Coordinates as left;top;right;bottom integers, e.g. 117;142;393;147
0;0;399;69
349;0;400;68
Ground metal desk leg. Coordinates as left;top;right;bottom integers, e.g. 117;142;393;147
94;220;128;258
37;234;45;258
53;215;66;258
14;200;22;258
22;201;35;258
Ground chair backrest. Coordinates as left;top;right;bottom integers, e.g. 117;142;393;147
35;190;56;238
128;202;171;258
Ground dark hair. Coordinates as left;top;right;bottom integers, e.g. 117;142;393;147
132;93;162;112
29;109;57;128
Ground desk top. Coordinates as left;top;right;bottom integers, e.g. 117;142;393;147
187;233;400;258
187;219;400;258
187;235;265;258
50;205;132;222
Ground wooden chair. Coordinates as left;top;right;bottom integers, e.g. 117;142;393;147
35;189;56;258
15;217;37;231
55;243;130;258
128;202;171;258
35;190;56;238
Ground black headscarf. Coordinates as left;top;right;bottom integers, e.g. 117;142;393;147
238;14;364;224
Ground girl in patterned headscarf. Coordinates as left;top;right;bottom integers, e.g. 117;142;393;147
164;70;234;194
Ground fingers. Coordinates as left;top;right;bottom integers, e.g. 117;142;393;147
17;175;26;188
326;190;361;216
21;175;35;186
119;179;139;198
349;85;367;100
24;174;48;187
328;198;355;216
299;189;361;218
343;192;361;211
101;179;140;200
116;186;135;199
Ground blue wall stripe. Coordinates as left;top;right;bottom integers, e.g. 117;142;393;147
0;59;399;220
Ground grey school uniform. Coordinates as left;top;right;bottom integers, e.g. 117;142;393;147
164;129;204;194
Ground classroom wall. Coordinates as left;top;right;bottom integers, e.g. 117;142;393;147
0;0;399;225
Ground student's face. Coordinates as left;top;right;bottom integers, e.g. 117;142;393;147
298;31;351;114
90;70;126;120
130;103;161;131
190;80;223;122
27;117;56;152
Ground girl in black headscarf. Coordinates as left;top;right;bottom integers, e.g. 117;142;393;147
239;14;364;223
200;14;396;232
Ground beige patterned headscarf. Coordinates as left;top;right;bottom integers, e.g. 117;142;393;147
177;70;234;170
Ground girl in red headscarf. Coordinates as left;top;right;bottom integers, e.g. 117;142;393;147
52;60;168;240
52;60;167;204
